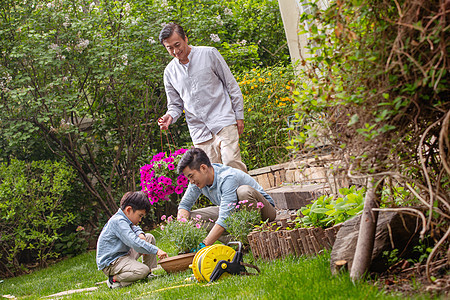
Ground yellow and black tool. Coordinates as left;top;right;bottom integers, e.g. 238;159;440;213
190;241;260;282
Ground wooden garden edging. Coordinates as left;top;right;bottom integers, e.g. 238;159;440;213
247;224;342;260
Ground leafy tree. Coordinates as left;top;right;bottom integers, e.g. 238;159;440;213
0;0;188;216
0;0;290;219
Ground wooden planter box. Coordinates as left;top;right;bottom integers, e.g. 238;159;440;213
247;224;341;260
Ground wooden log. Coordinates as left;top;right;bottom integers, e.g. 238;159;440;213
335;260;348;273
314;227;332;250
298;228;311;255
300;228;313;255
280;231;288;257
283;231;293;256
311;227;326;248
306;233;315;255
257;232;267;260
265;231;274;259
279;231;287;257
288;230;302;256
308;229;322;254
297;238;305;255
322;235;332;250
324;227;337;246
263;231;271;260
286;236;295;256
248;233;259;259
333;223;342;233
272;231;281;259
350;178;380;280
251;232;261;260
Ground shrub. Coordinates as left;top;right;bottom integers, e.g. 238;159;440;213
0;159;76;277
53;226;89;258
237;65;297;170
297;186;365;228
224;200;265;245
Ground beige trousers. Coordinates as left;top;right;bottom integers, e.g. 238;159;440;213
195;124;247;173
102;233;157;287
191;185;276;243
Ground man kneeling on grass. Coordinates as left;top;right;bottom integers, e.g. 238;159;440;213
96;191;168;289
177;147;277;246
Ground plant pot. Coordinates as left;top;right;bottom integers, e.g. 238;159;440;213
158;252;196;273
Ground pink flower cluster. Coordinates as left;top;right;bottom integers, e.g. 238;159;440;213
140;148;189;205
227;200;264;209
160;214;203;230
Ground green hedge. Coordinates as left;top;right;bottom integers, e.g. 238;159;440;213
0;159;76;277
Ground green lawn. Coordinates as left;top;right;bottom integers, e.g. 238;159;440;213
0;230;436;299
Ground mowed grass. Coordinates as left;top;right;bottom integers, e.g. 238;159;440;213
0;230;435;299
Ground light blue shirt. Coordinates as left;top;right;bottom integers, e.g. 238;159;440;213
163;46;244;144
178;164;275;229
96;209;158;270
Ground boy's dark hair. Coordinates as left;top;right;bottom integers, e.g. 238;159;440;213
177;147;212;174
159;22;186;44
120;191;151;214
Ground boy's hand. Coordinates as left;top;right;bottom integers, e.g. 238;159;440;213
157;249;168;260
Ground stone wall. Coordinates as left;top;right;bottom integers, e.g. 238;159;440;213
249;154;349;194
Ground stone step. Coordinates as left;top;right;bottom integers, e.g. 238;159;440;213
267;183;330;210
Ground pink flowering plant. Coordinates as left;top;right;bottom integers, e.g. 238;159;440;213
160;214;207;254
224;200;265;245
140;148;189;204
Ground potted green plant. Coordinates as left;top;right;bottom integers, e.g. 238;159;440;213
158;215;207;273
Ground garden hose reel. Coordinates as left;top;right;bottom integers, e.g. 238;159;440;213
190;241;260;282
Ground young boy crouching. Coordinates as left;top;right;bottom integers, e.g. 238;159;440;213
96;191;168;288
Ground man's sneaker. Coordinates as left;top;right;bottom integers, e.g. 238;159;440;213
147;272;159;280
107;276;121;289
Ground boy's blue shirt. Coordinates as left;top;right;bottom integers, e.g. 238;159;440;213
96;208;158;270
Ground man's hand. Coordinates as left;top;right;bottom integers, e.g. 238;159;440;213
158;114;173;130
203;224;225;246
177;208;190;220
236;119;244;136
139;233;146;240
157;249;168;260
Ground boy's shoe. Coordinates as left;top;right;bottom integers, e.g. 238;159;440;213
147;272;159;280
107;276;121;289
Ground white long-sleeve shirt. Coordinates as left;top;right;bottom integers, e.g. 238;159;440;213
163;46;244;144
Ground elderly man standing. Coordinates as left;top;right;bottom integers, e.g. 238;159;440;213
157;23;247;173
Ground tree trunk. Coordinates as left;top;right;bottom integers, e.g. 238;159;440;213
350;177;381;280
